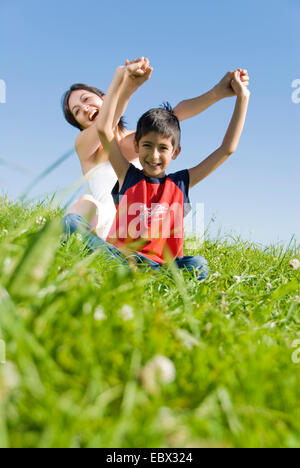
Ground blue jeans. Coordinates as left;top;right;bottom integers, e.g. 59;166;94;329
61;213;209;281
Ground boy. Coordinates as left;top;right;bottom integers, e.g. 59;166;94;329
94;58;250;281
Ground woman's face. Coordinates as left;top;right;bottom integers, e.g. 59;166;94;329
68;89;104;130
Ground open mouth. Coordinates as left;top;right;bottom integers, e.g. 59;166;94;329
88;109;99;121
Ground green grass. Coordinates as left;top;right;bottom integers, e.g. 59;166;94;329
0;196;299;448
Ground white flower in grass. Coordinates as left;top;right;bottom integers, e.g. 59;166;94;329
233;275;242;283
266;282;273;292
289;259;300;270
140;355;176;394
36;216;46;226
2;229;8;235
119;304;134;321
176;329;200;350
94;306;106;321
212;271;221;279
76;233;83;242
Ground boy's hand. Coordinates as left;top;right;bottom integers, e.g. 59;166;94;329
215;69;249;98
123;57;153;91
230;70;250;98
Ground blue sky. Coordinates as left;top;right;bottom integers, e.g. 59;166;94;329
0;0;299;247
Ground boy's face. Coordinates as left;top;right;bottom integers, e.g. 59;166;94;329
134;132;181;178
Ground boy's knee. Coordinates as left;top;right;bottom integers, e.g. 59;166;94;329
193;255;208;266
193;255;210;280
61;213;84;236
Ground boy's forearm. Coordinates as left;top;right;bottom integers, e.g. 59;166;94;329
96;68;125;140
221;94;249;155
112;86;134;130
173;86;223;122
188;88;249;188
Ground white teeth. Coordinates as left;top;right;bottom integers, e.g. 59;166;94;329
89;110;98;121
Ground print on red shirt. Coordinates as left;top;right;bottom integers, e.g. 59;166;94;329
107;164;191;264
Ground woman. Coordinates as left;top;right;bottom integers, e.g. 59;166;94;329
62;58;249;240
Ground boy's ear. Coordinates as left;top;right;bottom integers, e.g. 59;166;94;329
172;145;181;160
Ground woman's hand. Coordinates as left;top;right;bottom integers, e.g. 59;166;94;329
214;69;249;98
230;70;250;98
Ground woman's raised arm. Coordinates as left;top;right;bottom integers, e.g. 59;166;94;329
173;69;249;122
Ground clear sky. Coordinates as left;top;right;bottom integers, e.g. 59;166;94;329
0;0;299;247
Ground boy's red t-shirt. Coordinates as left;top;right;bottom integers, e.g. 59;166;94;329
106;164;191;264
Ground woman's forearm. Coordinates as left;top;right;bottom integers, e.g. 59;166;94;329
112;86;134;130
173;70;250;122
173;86;223;122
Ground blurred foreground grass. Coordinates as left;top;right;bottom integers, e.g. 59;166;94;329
0;196;299;448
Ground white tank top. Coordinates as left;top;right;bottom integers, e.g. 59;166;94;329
85;159;142;240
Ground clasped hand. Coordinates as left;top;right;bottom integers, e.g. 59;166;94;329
216;69;250;98
117;57;153;90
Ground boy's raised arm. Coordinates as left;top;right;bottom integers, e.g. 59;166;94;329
113;58;151;133
173;69;249;122
96;66;130;183
96;58;153;185
188;70;250;189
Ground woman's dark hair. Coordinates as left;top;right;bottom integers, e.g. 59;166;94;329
62;83;126;132
135;102;181;149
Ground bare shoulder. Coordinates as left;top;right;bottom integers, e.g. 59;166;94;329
75;125;102;163
119;130;136;148
75;130;85;149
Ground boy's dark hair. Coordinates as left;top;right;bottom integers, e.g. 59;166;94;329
135;102;181;149
62;83;126;132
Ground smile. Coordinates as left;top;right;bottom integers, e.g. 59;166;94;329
88;109;99;121
146;162;162;168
